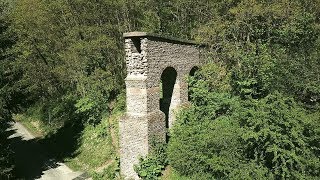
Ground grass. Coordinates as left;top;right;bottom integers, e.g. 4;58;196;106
12;103;66;137
13;114;44;137
66;112;120;172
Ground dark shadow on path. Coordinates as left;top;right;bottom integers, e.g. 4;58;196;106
38;122;84;161
2;120;84;180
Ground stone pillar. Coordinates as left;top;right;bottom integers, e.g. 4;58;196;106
120;38;166;179
168;72;191;128
167;79;180;129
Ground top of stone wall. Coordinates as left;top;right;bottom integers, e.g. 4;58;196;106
123;31;202;46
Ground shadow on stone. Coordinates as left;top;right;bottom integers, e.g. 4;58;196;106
160;67;177;129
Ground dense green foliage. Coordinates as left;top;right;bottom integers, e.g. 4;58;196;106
1;1;16;179
166;1;320;179
8;0;129;126
1;0;319;179
166;0;320;179
134;141;168;180
169;73;320;178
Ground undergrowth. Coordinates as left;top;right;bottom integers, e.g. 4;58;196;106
134;140;168;180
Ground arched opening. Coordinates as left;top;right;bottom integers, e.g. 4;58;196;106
190;66;198;76
160;67;177;129
188;66;199;101
131;37;141;53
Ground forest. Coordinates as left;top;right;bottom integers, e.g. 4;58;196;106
1;0;320;179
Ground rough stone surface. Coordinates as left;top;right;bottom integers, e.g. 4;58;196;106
120;32;202;179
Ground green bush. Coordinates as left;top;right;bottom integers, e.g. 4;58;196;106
168;91;245;179
134;141;168;180
240;93;320;179
168;65;320;179
168;89;320;179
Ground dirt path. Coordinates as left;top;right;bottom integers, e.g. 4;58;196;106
7;121;86;180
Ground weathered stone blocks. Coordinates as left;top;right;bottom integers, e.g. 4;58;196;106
120;32;202;179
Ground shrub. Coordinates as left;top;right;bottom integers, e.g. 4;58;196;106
240;93;320;179
168;91;245;179
168;66;320;179
134;141;168;180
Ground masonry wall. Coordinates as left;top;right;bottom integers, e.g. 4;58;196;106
120;34;201;179
145;39;200;127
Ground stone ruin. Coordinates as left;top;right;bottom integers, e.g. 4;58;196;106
120;32;202;179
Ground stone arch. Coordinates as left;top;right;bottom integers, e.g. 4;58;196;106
120;32;202;179
159;67;177;129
